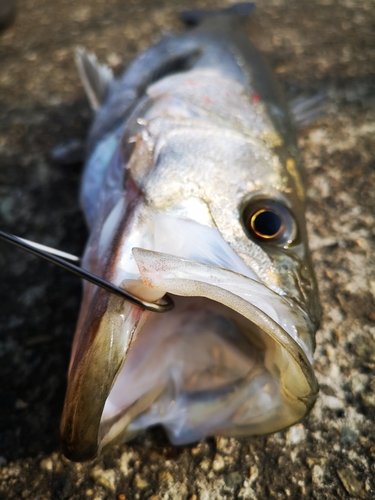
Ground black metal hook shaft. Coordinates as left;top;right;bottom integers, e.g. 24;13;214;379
0;231;174;313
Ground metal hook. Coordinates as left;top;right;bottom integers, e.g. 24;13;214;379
0;231;174;313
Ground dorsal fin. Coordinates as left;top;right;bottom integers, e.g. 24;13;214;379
75;46;113;110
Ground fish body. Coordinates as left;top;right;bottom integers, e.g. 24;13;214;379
61;6;321;462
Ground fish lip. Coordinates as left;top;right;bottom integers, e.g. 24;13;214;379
133;247;315;349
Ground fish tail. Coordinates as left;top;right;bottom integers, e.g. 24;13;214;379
180;2;256;28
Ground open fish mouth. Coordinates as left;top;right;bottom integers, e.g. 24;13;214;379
60;216;318;461
106;249;318;442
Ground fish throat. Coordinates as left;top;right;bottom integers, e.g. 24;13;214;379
102;294;274;445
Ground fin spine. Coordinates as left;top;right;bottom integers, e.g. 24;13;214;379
75;46;113;110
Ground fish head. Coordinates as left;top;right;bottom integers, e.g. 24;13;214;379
61;70;321;461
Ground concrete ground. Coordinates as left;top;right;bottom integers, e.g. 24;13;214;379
0;0;374;498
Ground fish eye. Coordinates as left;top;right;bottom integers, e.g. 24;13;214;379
242;199;297;246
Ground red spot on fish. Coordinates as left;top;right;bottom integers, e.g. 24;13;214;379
251;93;261;103
202;96;212;105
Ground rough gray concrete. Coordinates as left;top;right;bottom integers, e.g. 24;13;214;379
0;0;375;498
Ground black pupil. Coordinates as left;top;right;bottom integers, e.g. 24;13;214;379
253;210;282;237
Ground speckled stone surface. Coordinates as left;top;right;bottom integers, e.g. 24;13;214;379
1;0;375;498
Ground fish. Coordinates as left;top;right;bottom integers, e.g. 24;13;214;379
60;3;321;462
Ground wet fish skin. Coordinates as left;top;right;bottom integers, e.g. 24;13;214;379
61;7;321;461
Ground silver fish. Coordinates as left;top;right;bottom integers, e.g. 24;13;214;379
60;4;321;462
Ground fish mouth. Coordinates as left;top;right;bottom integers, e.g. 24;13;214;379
61;243;318;461
117;250;317;439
